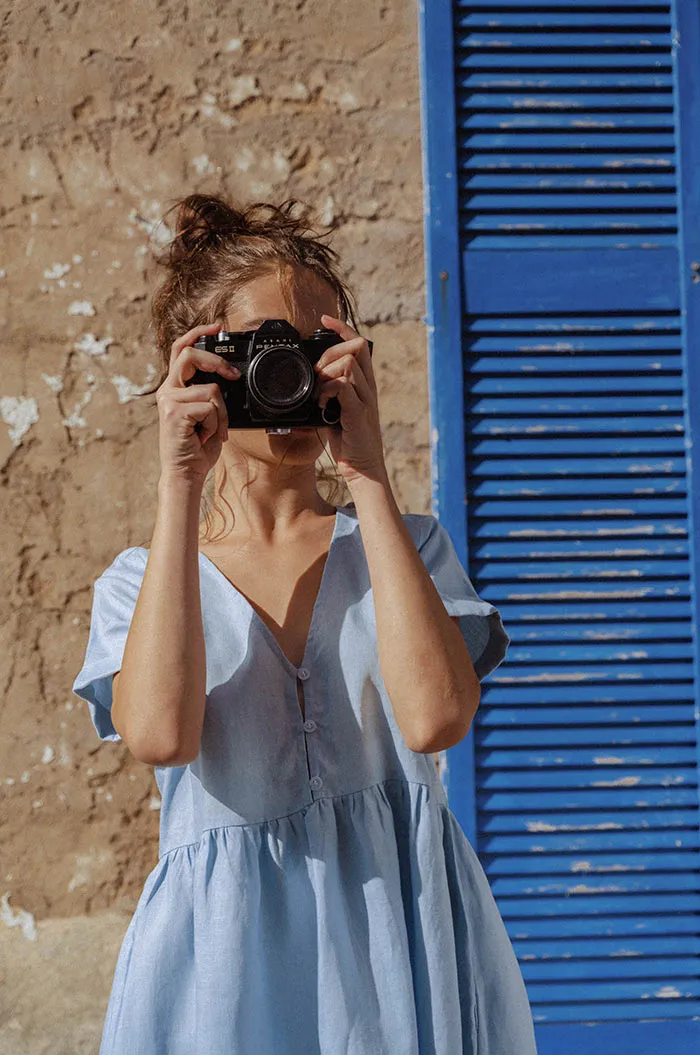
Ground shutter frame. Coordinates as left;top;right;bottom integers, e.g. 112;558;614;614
419;0;700;1045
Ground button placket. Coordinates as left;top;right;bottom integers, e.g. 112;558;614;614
297;668;322;791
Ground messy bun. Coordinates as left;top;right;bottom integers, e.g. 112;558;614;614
166;197;252;263
139;192;360;543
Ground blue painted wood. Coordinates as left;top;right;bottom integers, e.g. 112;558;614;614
464;73;674;88
462;13;671;29
471;0;669;6
462;92;673;110
419;0;700;1047
467;174;678;189
460;51;673;69
417;0;479;845
463;247;680;311
673;0;700;935
460;31;672;49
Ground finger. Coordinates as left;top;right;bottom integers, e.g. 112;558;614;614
199;401;221;446
320;374;363;415
170;320;225;370
321;314;358;342
316;348;375;402
164;398;221;446
169;347;240;390
164;383;229;431
317;332;375;392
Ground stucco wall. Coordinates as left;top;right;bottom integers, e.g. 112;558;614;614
0;1;432;1047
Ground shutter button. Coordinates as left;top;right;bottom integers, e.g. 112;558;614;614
303;719;316;732
297;668;310;680
309;775;323;789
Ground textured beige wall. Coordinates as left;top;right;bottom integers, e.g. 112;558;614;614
0;1;432;1047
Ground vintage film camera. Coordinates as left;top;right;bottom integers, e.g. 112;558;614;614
189;319;373;435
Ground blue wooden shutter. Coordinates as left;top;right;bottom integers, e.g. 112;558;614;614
418;0;700;1050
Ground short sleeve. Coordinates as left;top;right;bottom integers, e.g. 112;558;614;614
417;515;510;682
71;547;147;742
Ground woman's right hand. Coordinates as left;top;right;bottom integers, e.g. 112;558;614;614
156;321;241;483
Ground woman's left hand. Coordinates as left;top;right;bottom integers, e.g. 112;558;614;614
314;314;389;489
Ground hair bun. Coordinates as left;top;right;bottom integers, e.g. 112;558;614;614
166;194;250;264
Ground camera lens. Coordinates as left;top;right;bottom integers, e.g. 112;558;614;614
247;346;313;414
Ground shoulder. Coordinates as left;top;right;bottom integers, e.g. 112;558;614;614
97;546;148;586
402;512;438;549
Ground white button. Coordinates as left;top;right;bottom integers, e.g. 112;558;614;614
303;719;317;732
297;668;310;680
309;775;323;789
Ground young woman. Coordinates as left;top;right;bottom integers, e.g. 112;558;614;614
72;194;538;1054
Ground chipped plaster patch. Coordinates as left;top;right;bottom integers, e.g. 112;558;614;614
1;396;39;446
234;146;255;172
41;374;64;393
62;384;97;429
68;301;95;316
274;82;310;102
321;195;336;225
199;91;237;129
67;849;113;894
225;37;243;51
226;75;261;109
321;86;362;113
110;362;158;403
0;892;37;942
128;201;173;248
273;150;290;179
192;154;217;176
44;262;71;280
73;332;113;356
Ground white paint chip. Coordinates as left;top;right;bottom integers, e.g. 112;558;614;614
0;893;37;942
67;849;113;894
110;363;158;403
226;75;261;108
68;301;96;317
41;373;64;393
73;333;113;357
44;262;71;280
0;396;39;446
61;389;94;429
192;154;217;176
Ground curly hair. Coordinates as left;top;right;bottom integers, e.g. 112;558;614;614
140;193;361;543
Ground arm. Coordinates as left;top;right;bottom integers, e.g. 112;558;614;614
351;477;481;754
112;474;206;766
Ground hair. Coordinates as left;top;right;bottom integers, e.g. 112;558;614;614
138;193;361;544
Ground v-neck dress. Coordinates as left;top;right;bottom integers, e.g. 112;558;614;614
72;503;538;1055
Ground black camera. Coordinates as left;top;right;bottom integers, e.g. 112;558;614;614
188;319;373;434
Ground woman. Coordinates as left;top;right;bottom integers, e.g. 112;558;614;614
72;193;538;1054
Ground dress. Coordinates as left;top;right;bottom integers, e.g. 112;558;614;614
72;502;538;1055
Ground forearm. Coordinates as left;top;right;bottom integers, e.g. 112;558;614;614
350;478;480;752
112;474;206;765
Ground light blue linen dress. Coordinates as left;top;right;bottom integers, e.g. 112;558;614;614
72;502;538;1055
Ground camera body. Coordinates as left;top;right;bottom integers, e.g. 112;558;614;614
189;319;373;434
